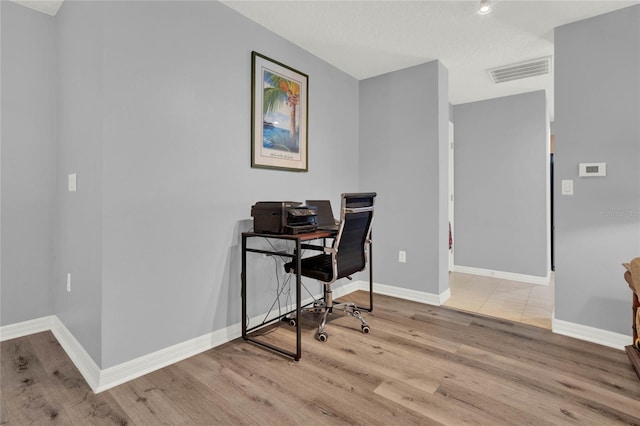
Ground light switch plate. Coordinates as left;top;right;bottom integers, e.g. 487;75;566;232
68;173;77;192
561;179;573;195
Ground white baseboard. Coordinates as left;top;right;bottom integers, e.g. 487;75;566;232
50;317;102;391
96;280;366;392
334;279;368;298
262;278;450;307
0;315;242;393
440;288;452;304
552;317;630;350
453;265;550;286
96;323;241;393
366;281;450;305
3;280;627;394
0;280;426;393
0;316;102;391
0;315;55;342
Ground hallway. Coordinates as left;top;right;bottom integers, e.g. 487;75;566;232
444;272;554;329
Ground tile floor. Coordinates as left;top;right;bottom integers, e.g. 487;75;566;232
444;272;555;329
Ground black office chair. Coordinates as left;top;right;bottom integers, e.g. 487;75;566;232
285;192;376;342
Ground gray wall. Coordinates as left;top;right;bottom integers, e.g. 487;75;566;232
1;2;56;325
453;91;549;277
54;1;105;366
554;6;640;334
61;1;359;368
0;0;2;332
1;0;360;368
359;61;450;295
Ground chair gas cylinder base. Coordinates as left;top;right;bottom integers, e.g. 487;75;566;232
312;287;371;342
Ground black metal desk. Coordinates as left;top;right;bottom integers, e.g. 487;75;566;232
241;230;373;361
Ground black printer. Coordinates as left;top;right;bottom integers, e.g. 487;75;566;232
251;201;318;234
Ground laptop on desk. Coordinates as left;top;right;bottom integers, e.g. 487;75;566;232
306;200;339;232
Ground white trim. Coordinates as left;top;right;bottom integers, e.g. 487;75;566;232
333;279;367;299
545;114;552;273
299;278;452;305
552;317;629;351
440;288;452;304
448;120;455;273
453;265;551;286
96;280;365;393
96;323;241;393
50;317;102;391
0;315;56;342
10;281;629;395
0;315;241;393
365;281;449;305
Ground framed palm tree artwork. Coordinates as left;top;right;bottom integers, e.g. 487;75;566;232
251;51;309;172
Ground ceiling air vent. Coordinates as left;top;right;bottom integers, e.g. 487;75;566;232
488;56;552;84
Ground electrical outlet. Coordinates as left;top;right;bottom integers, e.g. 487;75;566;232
399;251;407;263
66;273;71;292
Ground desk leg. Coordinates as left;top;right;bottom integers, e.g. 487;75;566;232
295;238;302;361
241;234;247;340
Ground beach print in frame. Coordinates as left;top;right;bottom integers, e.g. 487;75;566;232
251;51;308;171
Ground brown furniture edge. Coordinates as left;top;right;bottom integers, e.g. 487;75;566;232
625;346;640;379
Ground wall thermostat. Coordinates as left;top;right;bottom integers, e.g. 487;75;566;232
579;162;606;177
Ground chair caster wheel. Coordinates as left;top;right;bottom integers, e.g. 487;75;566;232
318;332;328;342
281;317;296;327
361;325;371;334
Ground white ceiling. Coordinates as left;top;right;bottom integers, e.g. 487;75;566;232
221;0;639;120
13;0;640;120
12;0;63;16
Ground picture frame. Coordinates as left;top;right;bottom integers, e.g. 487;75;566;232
251;51;309;172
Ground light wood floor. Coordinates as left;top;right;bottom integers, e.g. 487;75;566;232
2;291;639;425
445;272;554;329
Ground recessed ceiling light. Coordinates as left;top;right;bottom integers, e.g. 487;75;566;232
478;0;492;15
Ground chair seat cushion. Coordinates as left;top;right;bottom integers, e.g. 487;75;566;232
284;254;333;282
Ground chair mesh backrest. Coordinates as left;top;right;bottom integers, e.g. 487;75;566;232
334;193;376;279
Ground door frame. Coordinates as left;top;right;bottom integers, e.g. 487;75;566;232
449;121;454;272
